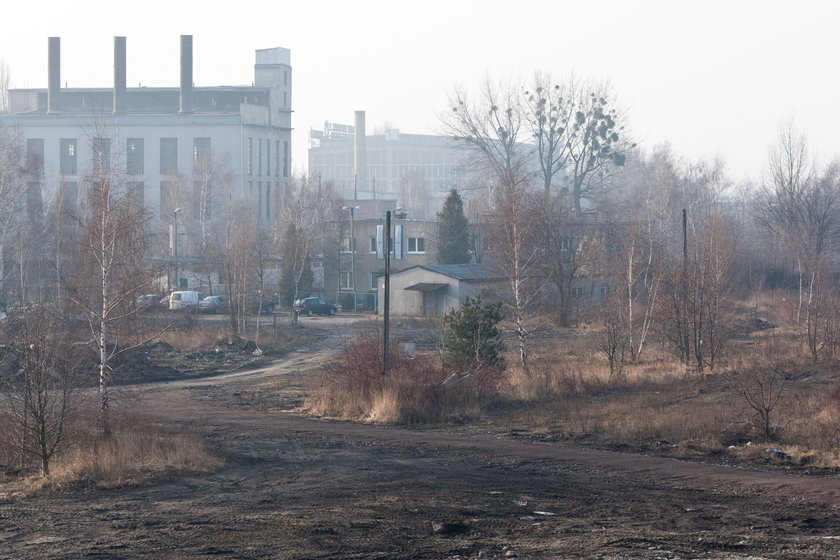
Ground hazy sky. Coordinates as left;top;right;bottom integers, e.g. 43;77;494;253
2;0;837;183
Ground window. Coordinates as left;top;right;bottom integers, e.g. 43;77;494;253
572;287;585;297
340;237;356;253
265;182;271;222
407;237;425;254
257;139;262;176
127;138;144;175
369;273;380;291
266;140;271;179
60;182;78;214
275;141;280;176
369;237;377;253
160;138;177;174
193;137;210;173
340;271;353;290
283;140;288;177
92;137;110;175
160;181;171;219
247;138;253;175
26;182;42;216
26;139;44;176
60;139;77;175
128;181;144;208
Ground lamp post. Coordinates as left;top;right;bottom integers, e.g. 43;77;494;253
172;207;181;290
342;205;359;309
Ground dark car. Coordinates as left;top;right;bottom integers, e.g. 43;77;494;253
136;294;164;311
198;295;228;314
228;293;274;315
294;297;337;317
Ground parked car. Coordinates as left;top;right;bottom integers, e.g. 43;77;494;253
198;295;228;314
294;297;337;317
169;290;207;311
238;293;274;315
159;295;170;309
136;294;163;311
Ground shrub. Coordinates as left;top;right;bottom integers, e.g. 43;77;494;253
306;325;498;423
442;296;505;371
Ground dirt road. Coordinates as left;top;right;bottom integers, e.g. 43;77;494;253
2;318;840;559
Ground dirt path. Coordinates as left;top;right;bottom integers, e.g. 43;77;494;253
3;323;840;559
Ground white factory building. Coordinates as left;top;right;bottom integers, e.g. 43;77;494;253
1;36;292;225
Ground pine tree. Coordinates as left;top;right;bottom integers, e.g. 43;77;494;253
442;296;505;370
437;188;471;264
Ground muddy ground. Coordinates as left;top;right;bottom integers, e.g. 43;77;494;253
2;315;840;559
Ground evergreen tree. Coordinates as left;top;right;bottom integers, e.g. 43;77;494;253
437;188;471;264
443;296;505;370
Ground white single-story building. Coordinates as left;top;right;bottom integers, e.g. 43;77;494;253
379;263;506;316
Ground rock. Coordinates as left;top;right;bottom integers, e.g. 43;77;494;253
431;521;470;536
764;448;792;460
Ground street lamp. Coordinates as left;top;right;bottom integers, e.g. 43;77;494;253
172;207;181;291
342;205;360;310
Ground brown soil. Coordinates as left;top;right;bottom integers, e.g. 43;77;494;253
2;315;840;559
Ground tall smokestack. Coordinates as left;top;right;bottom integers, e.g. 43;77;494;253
47;37;60;113
354;110;366;199
113;36;126;115
179;35;193;115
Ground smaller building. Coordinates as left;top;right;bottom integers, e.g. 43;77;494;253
381;264;505;316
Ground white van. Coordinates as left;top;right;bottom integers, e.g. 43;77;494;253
169;290;206;311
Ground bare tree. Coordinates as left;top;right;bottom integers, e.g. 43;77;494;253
444;79;541;373
727;346;792;441
523;74;632;212
533;192;599;326
214;197;261;335
278;175;335;324
59;127;157;436
0;307;83;477
756;123;840;327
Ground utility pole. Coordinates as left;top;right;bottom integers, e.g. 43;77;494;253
682;208;689;365
383;210;391;375
172;207;182;291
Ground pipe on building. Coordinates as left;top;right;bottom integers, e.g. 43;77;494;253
179;35;193;115
47;37;60;113
113;36;126;115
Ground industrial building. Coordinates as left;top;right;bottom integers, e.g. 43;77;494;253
308;112;476;219
1;36;292;226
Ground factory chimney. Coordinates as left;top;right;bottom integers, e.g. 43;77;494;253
179;35;193;115
47;37;60;113
113;36;126;115
354;110;366;199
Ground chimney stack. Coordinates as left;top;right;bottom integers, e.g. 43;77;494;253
179;35;193;114
47;37;60;113
354;110;366;199
113;36;126;115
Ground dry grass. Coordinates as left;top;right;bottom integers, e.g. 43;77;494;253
0;408;222;499
306;326;499;424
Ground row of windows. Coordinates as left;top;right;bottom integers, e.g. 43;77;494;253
247;180;279;222
39;137;213;177
339;237;426;255
338;272;385;292
247;138;288;178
